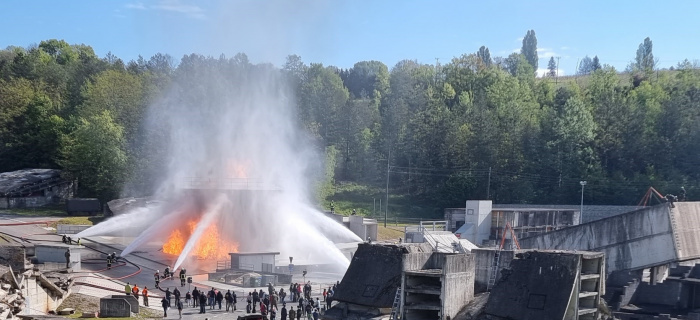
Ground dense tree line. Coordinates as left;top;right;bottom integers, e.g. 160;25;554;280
1;35;699;212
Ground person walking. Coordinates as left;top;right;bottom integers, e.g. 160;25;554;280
232;290;237;310
252;291;258;313
165;288;172;307
281;305;288;320
176;298;184;319
216;289;224;310
173;287;181;304
289;306;296;320
225;290;233;311
207;288;215;309
154;270;160;288
124;283;132;296
142;287;149;307
161;296;169;317
312;308;319;320
185;291;192;307
198;292;207;314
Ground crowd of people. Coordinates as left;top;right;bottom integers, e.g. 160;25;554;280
121;268;339;319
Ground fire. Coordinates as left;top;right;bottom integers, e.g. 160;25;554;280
162;218;238;260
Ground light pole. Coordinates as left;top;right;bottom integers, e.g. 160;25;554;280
580;181;587;216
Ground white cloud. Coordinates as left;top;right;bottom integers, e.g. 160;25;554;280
537;47;558;58
516;37;524;42
125;0;205;19
560;46;570;50
125;2;146;10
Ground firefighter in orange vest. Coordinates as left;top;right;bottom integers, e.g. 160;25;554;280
142;286;149;306
132;284;140;299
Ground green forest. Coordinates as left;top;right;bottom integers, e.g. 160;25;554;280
1;32;699;217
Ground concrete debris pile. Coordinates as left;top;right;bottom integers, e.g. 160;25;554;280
52;277;72;291
0;267;25;320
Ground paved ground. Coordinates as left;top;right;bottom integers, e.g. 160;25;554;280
0;214;346;319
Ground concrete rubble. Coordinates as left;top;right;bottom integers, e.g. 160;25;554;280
0;266;26;320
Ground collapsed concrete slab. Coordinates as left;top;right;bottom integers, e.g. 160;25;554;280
519;202;700;274
483;250;605;320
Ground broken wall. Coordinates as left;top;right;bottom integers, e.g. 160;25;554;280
484;251;580;320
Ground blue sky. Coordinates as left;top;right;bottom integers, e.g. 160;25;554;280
2;0;699;76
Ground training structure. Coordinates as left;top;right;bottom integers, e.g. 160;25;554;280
0;169;73;209
483;250;605;320
519;202;700;274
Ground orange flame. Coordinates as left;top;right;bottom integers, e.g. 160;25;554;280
162;218;238;259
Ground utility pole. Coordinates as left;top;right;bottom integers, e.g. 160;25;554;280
580;181;587;217
556;57;560;84
385;150;390;228
486;167;491;199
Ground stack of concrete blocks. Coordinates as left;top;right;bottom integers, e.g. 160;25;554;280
99;295;139;318
400;251;475;320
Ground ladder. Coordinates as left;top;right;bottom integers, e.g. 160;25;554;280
487;250;501;290
389;287;402;320
487;222;521;291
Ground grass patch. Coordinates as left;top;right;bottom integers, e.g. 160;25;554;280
2;203;67;216
377;226;404;241
325;182;442;219
49;216;105;229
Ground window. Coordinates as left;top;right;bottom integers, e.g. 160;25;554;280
467;209;474;215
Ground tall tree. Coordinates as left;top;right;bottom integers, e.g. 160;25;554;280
591;56;602;71
635;37;656;72
547;57;557;77
59;111;127;201
477;46;492;67
521;30;538;70
578;56;593;75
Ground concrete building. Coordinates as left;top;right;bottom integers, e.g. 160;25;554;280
326;242;475;320
445;200;584;246
34;244;82;271
0;169;73;209
404;221;478;253
483;250;605;320
228;252;279;273
401;251;475;320
324;212;378;242
518;202;700;275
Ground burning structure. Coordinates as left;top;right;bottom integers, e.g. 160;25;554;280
77;56;361;272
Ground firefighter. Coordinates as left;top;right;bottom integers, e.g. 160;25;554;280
164;266;171;279
107;254;112;270
180;268;186;287
154;270;160;288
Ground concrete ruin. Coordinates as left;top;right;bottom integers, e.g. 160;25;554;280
0;169;73;209
326;242;475;320
99;295;139;318
482;250;605;320
519;202;700;274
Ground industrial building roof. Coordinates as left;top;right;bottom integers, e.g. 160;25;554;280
0;169;64;196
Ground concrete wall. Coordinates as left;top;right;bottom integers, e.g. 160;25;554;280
519;204;677;273
631;281;684;308
441;254;475;320
472;249;517;293
238;255;276;272
464;201;492;246
670;202;700;260
56;224;91;235
21;276;66;314
35;245;81;271
99;297;132;317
